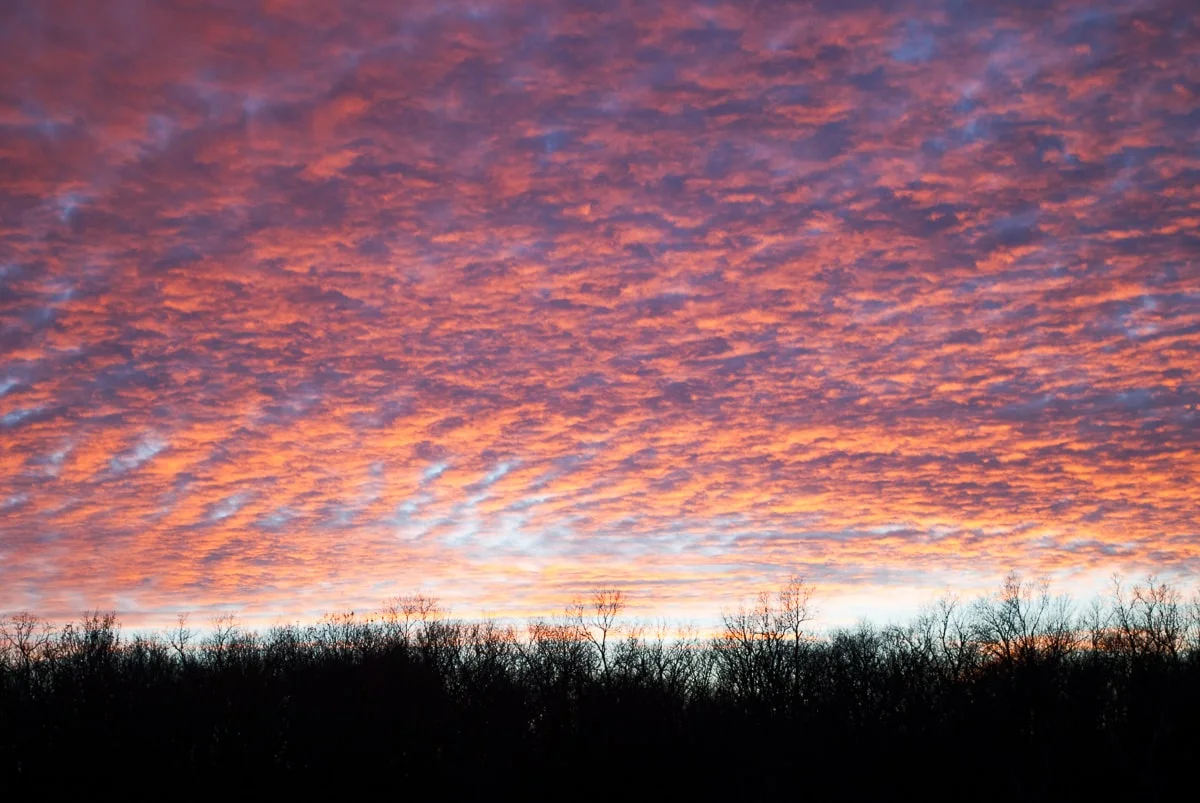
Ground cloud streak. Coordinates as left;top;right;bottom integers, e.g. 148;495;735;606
1;0;1197;625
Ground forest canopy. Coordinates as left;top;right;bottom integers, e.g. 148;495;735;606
2;572;1197;797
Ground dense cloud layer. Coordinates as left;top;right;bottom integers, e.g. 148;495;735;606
1;0;1197;625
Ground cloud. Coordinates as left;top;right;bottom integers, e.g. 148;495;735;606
108;438;168;475
0;0;1197;626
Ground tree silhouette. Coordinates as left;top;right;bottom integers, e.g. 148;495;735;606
571;588;625;679
1;569;1198;795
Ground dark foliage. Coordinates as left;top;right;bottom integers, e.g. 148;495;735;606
2;575;1198;798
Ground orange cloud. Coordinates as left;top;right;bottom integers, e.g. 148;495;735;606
1;0;1197;629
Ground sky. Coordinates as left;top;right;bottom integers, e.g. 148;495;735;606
1;0;1198;630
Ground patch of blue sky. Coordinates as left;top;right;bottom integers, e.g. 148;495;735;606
1;407;41;428
482;461;512;484
466;461;514;501
319;503;357;529
1;494;28;511
256;508;297;530
55;192;84;223
421;461;448;482
506;494;552;512
890;21;936;64
208;492;251;523
439;515;483;550
109;437;167;473
474;513;547;555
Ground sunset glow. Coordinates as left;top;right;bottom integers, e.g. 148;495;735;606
1;0;1197;628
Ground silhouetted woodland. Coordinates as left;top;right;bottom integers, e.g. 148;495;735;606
3;573;1198;798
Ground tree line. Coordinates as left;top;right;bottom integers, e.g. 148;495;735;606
2;572;1198;796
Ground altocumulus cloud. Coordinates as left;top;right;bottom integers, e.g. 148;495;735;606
0;0;1197;625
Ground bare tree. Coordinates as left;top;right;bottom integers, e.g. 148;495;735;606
59;611;120;668
1110;574;1186;660
621;618;708;696
383;594;443;647
315;610;381;659
717;591;783;697
716;576;816;701
204;613;240;666
168;613;194;664
524;617;593;691
931;594;980;679
462;619;518;673
777;576;815;667
1189;587;1200;655
972;571;1075;667
570;588;626;679
1080;596;1111;653
0;612;53;671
